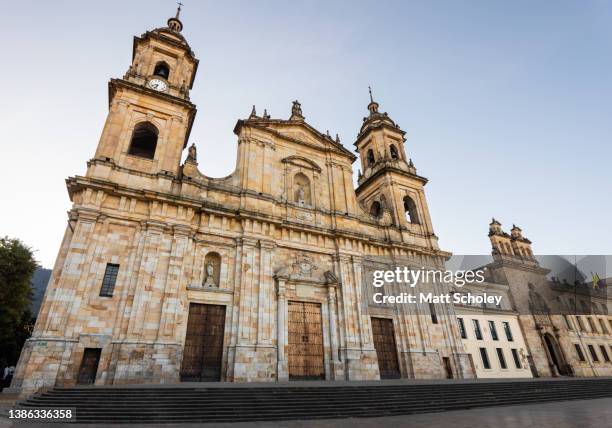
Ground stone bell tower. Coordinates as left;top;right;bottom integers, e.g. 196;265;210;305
354;89;439;249
489;218;535;260
90;5;198;178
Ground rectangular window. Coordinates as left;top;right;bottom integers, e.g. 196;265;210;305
511;348;521;368
457;318;467;339
496;348;507;369
100;263;119;297
588;317;598;333
575;344;586;362
599;345;610;362
473;320;483;340
599;319;609;334
587;345;599;362
429;302;438;324
577;316;586;332
502;321;513;341
479;347;491;369
564;315;573;330
488;320;499;341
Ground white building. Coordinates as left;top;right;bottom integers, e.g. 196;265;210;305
454;281;533;378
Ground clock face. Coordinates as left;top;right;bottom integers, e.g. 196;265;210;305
148;78;168;92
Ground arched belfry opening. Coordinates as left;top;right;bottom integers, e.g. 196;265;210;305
366;149;375;166
403;195;419;224
128;122;159;159
153;62;170;79
390;144;399;160
370;200;382;218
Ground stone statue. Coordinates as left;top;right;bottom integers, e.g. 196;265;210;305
296;185;306;206
187;143;197;162
290;100;304;120
203;262;216;287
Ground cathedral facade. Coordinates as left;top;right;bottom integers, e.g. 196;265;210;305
11;13;611;396
10;13;475;394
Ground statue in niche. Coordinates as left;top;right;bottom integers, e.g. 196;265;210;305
296;185;306;207
187;143;197;162
203;262;216;287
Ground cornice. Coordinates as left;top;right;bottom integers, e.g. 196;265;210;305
355;165;429;195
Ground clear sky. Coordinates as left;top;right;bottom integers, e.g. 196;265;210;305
0;0;610;268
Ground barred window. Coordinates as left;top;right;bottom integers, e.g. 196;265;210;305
496;348;507;369
511;348;521;368
587;344;599;362
599;318;609;334
575;344;586;362
502;321;513;341
473;319;483;340
599;345;610;362
488;320;499;341
100;263;119;297
457;317;467;339
564;315;573;330
479;347;491;369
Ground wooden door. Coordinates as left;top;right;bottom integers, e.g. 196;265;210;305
288;301;325;380
77;348;101;385
371;317;401;379
443;356;453;379
180;303;226;381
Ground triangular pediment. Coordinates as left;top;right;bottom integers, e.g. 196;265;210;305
234;118;356;161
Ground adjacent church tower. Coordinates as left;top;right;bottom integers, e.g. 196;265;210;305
91;6;198;178
354;90;439;250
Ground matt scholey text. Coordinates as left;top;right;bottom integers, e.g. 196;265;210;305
372;292;503;307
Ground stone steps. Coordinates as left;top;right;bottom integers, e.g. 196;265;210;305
19;378;612;423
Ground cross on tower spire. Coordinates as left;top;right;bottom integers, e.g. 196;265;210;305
167;2;184;32
367;85;379;114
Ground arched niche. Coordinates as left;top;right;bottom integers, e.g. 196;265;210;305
202;252;222;287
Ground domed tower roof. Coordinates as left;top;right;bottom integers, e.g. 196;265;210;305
358;86;401;136
147;3;191;50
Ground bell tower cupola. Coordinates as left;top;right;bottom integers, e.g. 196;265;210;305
354;89;439;250
90;7;198;178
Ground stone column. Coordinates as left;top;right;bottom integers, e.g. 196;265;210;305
127;220;166;337
159;225;193;338
327;284;343;379
257;241;276;345
236;238;259;344
276;277;288;381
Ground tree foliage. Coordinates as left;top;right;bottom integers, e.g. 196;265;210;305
0;237;38;365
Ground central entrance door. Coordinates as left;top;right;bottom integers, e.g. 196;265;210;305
77;348;101;385
180;303;226;382
288;301;325;380
371;317;401;379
